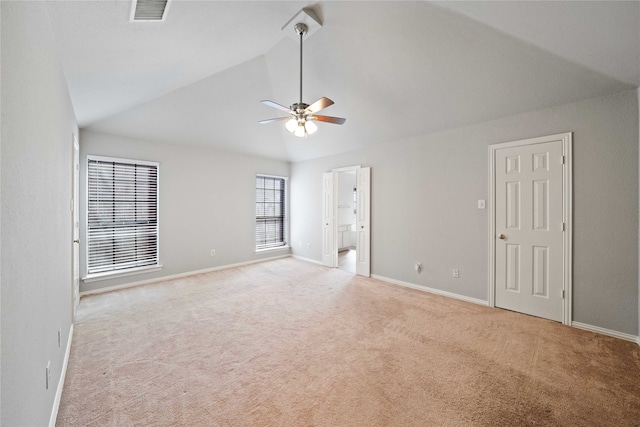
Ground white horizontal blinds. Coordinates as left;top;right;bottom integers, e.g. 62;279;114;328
87;158;159;275
256;175;286;249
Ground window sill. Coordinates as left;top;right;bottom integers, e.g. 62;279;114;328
82;265;163;283
255;246;290;255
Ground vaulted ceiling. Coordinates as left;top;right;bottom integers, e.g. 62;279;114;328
46;1;640;162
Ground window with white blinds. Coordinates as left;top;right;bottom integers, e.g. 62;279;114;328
256;175;287;250
87;156;159;276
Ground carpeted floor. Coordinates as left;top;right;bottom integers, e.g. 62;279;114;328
57;257;640;426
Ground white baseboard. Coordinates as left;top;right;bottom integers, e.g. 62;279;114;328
49;323;74;427
571;321;640;344
80;254;291;296
291;254;323;265
372;277;639;346
371;274;489;306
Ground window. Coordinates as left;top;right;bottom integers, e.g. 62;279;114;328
255;175;287;250
86;156;159;277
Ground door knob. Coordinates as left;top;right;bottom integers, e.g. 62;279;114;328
498;234;506;240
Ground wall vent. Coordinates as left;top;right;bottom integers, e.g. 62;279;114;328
131;0;170;22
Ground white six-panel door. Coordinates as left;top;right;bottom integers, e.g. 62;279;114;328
356;167;371;277
494;139;564;321
72;133;80;318
322;172;335;268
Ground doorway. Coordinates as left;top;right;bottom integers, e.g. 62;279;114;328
337;171;357;273
489;133;572;324
322;166;370;276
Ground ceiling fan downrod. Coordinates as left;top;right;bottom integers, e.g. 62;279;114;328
294;23;308;111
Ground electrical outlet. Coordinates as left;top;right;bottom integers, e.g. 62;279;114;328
453;268;459;278
414;262;422;273
46;361;51;390
210;249;216;256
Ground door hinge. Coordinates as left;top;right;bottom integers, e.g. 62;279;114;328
562;222;565;231
562;290;565;299
562;155;566;164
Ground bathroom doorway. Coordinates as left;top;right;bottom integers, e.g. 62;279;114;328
337;170;357;273
322;166;370;276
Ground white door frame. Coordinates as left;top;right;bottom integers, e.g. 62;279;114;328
488;132;572;325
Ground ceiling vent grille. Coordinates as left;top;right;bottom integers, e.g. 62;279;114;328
131;0;170;22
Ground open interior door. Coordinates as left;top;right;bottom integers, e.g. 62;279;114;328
322;172;335;267
356;167;371;277
72;134;80;318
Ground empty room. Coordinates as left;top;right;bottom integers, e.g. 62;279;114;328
2;1;640;426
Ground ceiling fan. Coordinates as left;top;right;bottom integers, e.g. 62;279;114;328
259;22;346;138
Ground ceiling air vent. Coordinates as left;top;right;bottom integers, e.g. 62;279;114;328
131;0;170;22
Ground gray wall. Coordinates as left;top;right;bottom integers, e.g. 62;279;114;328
291;89;639;336
1;2;78;425
79;130;291;293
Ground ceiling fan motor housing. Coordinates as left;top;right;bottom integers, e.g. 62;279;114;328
291;102;309;114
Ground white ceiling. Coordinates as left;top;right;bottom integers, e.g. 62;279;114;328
45;1;640;162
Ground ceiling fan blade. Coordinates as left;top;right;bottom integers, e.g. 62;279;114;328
305;97;334;114
259;117;291;124
260;100;293;114
309;115;346;125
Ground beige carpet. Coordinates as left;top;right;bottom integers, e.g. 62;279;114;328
57;258;640;426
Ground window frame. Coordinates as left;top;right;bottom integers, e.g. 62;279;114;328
84;155;161;281
255;174;289;253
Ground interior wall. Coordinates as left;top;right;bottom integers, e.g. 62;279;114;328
1;2;78;425
79;130;291;293
291;89;639;336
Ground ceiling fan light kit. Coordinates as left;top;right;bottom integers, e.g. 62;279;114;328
286;116;317;136
259;12;346;138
